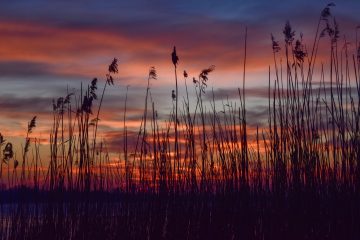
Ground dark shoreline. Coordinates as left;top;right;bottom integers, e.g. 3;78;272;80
1;187;359;240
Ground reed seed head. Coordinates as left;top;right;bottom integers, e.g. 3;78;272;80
149;66;157;80
28;116;37;134
171;46;179;66
3;142;13;161
271;34;281;53
172;90;176;101
283;21;295;45
108;58;118;74
0;133;5;145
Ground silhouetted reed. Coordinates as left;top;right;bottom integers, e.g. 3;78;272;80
1;3;360;239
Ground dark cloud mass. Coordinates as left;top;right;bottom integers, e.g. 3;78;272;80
0;61;53;77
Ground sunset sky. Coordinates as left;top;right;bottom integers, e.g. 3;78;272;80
1;0;360;151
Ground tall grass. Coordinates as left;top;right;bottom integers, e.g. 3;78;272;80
1;5;359;194
1;4;360;239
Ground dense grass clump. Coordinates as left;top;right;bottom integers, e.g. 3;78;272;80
1;3;360;239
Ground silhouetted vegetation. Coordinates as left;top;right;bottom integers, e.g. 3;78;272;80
1;3;360;239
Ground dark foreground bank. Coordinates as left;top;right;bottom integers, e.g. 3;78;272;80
0;188;359;240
